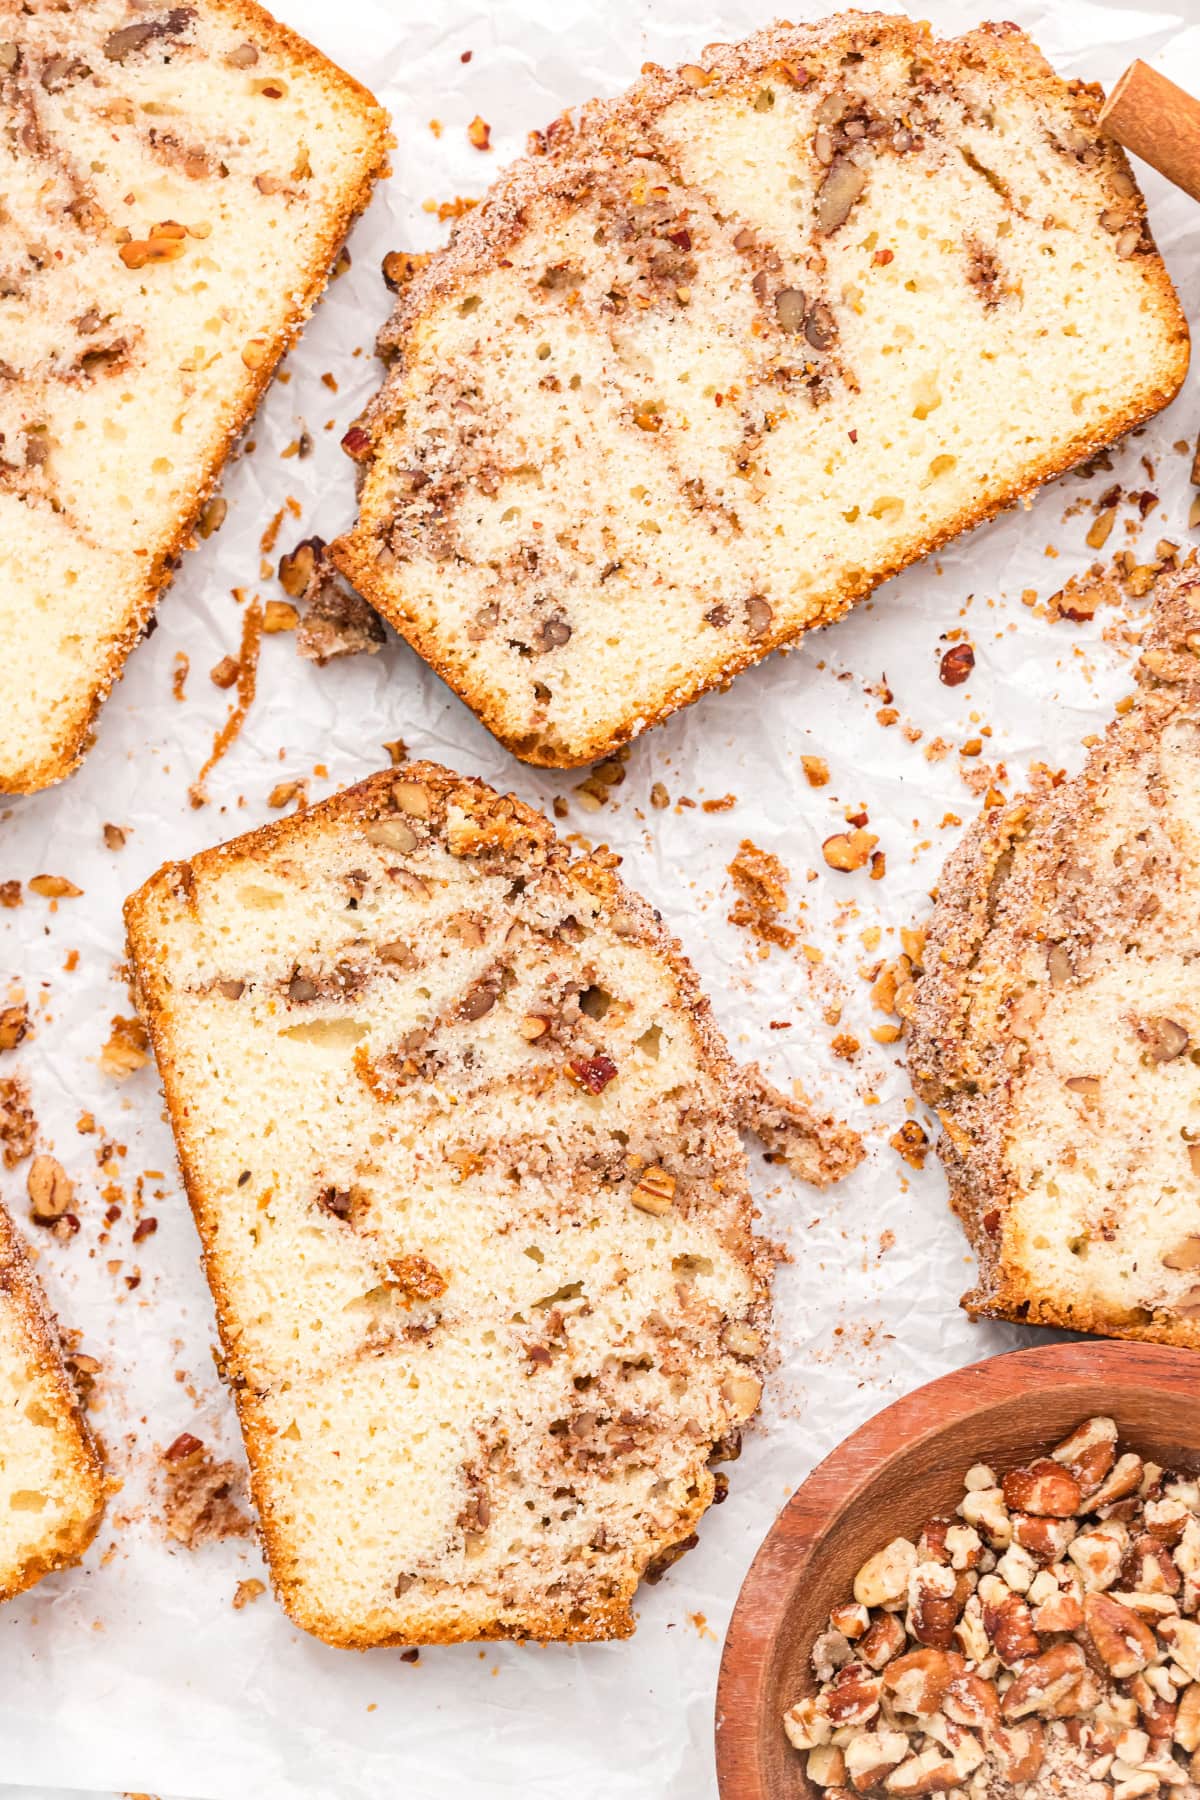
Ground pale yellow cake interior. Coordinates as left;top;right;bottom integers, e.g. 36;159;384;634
0;0;385;788
128;772;768;1643
0;1215;103;1598
338;17;1186;764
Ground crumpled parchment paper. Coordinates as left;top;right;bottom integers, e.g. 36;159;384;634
2;0;1198;1795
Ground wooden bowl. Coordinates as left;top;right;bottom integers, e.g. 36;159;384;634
715;1340;1200;1800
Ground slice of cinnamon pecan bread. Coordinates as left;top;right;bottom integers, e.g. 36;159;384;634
0;1;389;793
0;1203;105;1601
909;565;1200;1348
123;765;834;1647
332;13;1186;768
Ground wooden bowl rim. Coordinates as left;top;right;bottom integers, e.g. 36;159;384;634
714;1339;1200;1800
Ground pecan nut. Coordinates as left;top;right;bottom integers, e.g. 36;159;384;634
1000;1642;1087;1720
859;1611;907;1670
844;1731;909;1793
1051;1416;1118;1497
854;1538;917;1610
823;1662;883;1728
882;1648;964;1717
1002;1458;1082;1517
1083;1591;1157;1678
907;1562;965;1649
979;1574;1040;1666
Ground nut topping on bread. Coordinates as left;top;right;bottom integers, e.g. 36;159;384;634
120;764;858;1646
0;1203;104;1602
908;564;1200;1348
332;13;1186;769
0;0;389;793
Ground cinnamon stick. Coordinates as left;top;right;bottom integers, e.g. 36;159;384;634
1099;59;1200;204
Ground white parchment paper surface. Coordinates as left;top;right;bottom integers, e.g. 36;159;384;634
2;0;1199;1794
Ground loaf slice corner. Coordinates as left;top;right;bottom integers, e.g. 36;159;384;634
125;763;776;1645
909;561;1200;1348
331;12;1187;768
0;0;391;793
0;1203;105;1603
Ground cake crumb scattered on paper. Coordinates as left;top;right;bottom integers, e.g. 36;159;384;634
726;839;795;950
161;1434;252;1549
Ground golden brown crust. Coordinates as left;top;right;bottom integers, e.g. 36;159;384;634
4;0;391;795
0;1202;106;1601
125;763;776;1645
332;12;1189;770
251;1445;714;1647
908;564;1200;1349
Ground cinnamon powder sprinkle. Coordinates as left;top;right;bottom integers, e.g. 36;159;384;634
189;601;263;808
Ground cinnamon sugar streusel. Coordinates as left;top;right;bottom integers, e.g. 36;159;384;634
332;14;1185;770
908;566;1200;1347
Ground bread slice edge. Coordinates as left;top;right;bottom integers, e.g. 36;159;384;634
4;0;391;795
0;1203;106;1602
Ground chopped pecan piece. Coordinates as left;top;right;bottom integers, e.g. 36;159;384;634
566;1054;617;1094
1050;1411;1115;1497
1083;1590;1156;1677
1002;1458;1081;1517
0;1003;29;1051
979;1574;1039;1665
630;1166;675;1216
882;1648;963;1717
105;8;195;62
939;643;975;686
824;1662;883;1728
854;1538;917;1609
1000;1642;1087;1720
844;1731;909;1792
386;1254;447;1305
859;1611;907;1670
27;1153;73;1224
907;1562;964;1649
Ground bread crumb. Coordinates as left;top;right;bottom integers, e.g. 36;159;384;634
422;195;479;222
161;1433;252;1549
189;601;263;807
0;1077;35;1168
727;840;795;950
736;1062;863;1187
260;507;286;558
99;1016;150;1080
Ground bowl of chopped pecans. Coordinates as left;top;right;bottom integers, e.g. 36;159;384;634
715;1342;1200;1800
